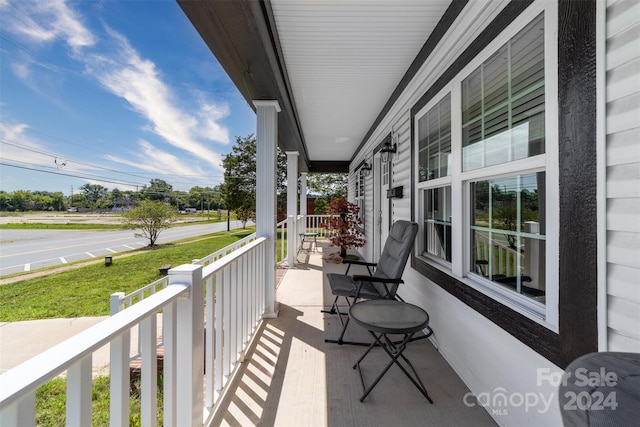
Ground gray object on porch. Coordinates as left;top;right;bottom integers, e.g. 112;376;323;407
323;220;419;345
559;352;640;427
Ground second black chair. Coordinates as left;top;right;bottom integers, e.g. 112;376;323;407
323;220;419;345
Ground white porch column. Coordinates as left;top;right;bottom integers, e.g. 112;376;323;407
254;100;280;318
300;172;308;217
286;151;299;267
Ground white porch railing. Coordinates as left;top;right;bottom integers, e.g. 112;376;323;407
110;276;170;362
304;214;332;239
276;214;332;264
201;237;266;417
474;231;522;277
277;218;287;263
0;278;193;427
194;232;257;266
0;237;270;427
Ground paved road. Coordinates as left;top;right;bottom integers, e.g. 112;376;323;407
0;221;249;276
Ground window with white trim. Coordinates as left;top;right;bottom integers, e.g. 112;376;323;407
415;10;555;325
417;94;452;262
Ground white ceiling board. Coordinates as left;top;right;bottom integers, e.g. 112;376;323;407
271;0;451;161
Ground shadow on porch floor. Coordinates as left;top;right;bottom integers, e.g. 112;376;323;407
210;242;496;426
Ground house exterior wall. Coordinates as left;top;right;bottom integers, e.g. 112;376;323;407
350;0;639;425
603;0;640;352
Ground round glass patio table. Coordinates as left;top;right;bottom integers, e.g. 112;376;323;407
349;299;433;403
349;299;429;334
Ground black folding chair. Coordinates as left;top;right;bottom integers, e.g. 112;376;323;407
323;220;430;345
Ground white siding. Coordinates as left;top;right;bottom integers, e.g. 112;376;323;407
605;0;640;352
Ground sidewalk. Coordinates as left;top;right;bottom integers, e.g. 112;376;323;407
1;316;111;376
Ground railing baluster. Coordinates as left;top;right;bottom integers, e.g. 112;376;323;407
110;331;130;427
246;251;252;346
66;355;92;427
162;302;176;427
0;392;35;427
215;269;224;397
205;274;215;410
140;315;158;427
230;261;238;369
223;265;232;387
237;256;245;361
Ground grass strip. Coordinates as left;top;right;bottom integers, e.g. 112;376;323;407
0;217;233;230
0;223;125;230
36;375;163;427
0;229;254;321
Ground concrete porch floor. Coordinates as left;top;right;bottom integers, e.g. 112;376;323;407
210;242;497;427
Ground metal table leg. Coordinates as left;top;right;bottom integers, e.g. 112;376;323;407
352;331;433;403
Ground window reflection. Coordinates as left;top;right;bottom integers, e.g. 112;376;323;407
470;173;546;303
461;14;545;172
418;95;451;181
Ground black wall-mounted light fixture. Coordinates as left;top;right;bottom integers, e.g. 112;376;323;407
380;134;397;163
360;161;372;177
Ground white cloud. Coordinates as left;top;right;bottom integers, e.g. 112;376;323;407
105;139;208;181
3;0;95;50
3;0;231;175
0;121;53;166
196;97;231;144
84;28;228;169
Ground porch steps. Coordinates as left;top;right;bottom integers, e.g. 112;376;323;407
129;337;164;380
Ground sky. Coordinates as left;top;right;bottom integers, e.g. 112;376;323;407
0;0;256;194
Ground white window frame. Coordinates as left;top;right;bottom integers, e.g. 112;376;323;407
414;2;559;330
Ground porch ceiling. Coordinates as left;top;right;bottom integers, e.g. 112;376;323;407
179;0;451;172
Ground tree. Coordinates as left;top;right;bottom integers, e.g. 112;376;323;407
80;184;109;208
322;197;365;258
307;173;348;216
307;173;348;199
142;179;173;201
235;206;254;228
222;134;287;216
222;135;257;213
70;193;89;208
121;200;177;247
314;198;330;214
50;192;67;211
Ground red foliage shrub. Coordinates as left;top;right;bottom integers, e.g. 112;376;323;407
321;197;365;258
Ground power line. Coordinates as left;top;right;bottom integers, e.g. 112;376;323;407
1;139;183;183
0;162;146;188
4;157;144;186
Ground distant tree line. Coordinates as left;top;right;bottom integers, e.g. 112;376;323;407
0;180;225;213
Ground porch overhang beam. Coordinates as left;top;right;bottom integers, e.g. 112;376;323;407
308;161;350;174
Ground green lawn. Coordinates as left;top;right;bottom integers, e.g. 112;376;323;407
36;375;162;427
0;216;234;230
0;223;126;230
0;229;255;322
